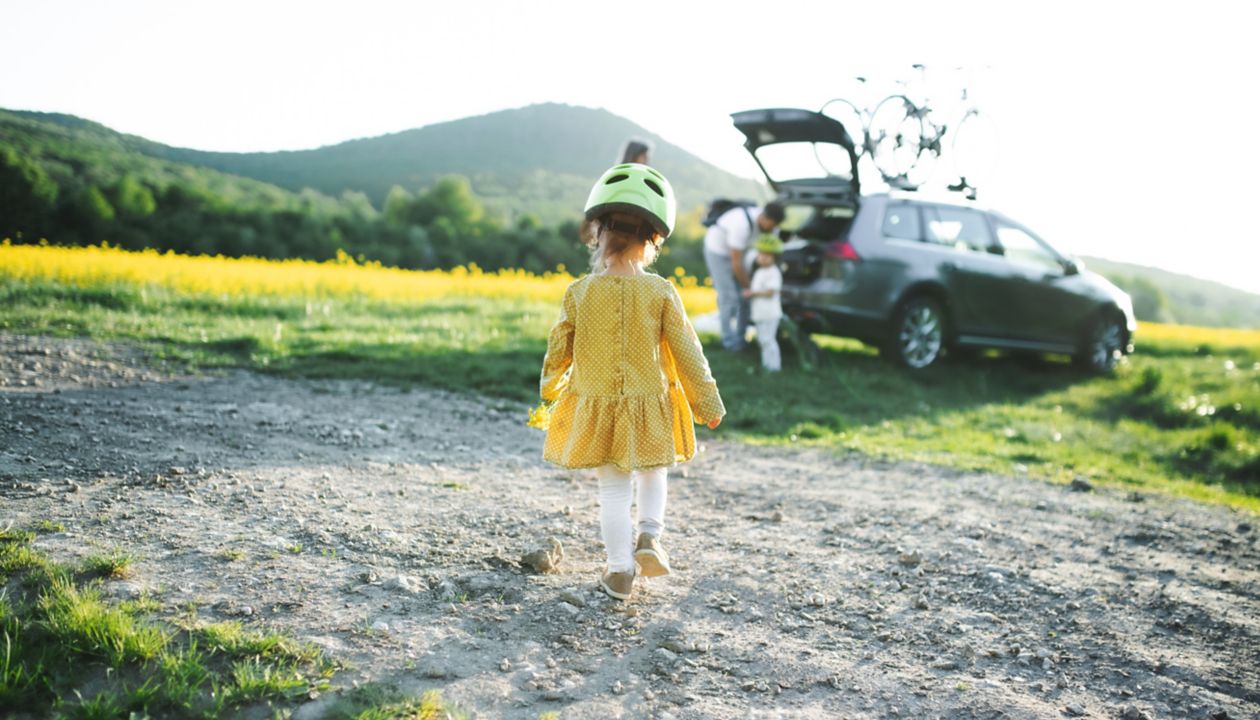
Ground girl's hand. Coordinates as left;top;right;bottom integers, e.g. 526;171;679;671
707;418;722;429
741;289;753;299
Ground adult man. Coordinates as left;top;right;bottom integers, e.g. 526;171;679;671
703;202;785;351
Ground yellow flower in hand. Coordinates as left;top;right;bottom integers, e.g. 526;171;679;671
527;400;553;431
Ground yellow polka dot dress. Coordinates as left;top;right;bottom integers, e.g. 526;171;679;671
540;274;725;472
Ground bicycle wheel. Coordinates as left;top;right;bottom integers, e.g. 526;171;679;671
867;94;925;187
818;97;867;157
950;107;999;190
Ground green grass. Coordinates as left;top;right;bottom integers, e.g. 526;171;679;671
80;549;135;579
0;528;337;717
2;276;1257;511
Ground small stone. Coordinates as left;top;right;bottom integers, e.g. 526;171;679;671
423;665;450;679
1237;523;1253;534
770;510;785;523
929;658;958;671
239;605;253;617
499;658;512;672
1063;702;1086;716
914;595;930;610
1209;711;1230;720
808;593;828;607
898;550;922;566
1069;476;1093;492
655;648;678;663
559;589;586;608
371;620;389;633
521;538;565;573
611;680;625;695
1120;706;1152;720
659;638;689;654
545;657;557;669
383;575;417;593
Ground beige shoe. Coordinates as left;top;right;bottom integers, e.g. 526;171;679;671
634;533;672;577
600;569;635;601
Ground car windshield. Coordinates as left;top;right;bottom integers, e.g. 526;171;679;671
753;142;855;183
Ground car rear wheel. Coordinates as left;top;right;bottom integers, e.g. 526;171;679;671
883;296;946;369
1074;311;1126;374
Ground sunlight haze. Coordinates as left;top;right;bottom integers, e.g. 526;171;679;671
3;0;1256;294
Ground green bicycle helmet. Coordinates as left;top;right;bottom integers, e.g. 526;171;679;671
754;233;784;254
584;163;676;238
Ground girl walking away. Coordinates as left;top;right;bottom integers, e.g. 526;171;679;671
538;163;726;602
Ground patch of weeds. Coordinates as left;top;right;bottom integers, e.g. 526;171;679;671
0;532;336;717
197;620;325;667
347;689;469;720
0;528;37;545
38;576;169;665
81;549;135;579
35;520;66;534
441;482;469;491
287;543;304;555
119;595;163;614
218;548;246;562
218;658;312;705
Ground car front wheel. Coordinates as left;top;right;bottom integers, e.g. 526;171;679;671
1074;311;1127;374
883;295;946;369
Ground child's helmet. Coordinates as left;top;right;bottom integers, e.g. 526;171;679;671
584;163;676;238
754;234;784;254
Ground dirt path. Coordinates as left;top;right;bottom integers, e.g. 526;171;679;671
2;334;1258;720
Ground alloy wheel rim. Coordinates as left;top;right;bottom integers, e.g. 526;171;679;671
900;304;942;368
1091;319;1124;369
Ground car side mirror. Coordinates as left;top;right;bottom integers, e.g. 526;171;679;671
1062;258;1081;276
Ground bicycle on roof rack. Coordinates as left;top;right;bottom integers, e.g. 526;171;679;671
818;65;999;199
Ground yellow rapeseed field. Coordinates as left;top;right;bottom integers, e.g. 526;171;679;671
1139;321;1260;349
0;241;718;315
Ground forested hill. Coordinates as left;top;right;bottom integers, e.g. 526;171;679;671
9;103;766;224
1081;256;1260;329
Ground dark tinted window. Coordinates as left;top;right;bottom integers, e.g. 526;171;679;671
924;206;993;253
882;204;920;240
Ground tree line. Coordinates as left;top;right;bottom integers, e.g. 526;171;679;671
0;139;716;280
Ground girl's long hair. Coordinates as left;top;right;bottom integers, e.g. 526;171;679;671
582;213;662;273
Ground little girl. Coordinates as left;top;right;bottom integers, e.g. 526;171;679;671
539;163;725;602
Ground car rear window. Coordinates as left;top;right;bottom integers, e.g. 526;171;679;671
882;204;920;241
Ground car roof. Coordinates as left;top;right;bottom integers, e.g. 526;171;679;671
871;190;996;213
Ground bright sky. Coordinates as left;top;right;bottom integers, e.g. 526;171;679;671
3;0;1257;294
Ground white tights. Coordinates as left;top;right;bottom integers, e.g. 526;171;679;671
595;465;668;574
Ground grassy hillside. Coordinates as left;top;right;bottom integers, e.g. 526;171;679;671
1083;255;1260;329
11;103;767;225
3;244;1256;511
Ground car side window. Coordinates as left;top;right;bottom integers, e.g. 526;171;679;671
881;204;920;241
924;206;993;254
994;221;1062;273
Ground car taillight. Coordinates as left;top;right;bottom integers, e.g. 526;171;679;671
825;240;861;261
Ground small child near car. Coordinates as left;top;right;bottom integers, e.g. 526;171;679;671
536;163;726;602
743;234;784;372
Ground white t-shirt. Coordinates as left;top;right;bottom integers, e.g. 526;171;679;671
749;264;783;322
703;205;759;256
